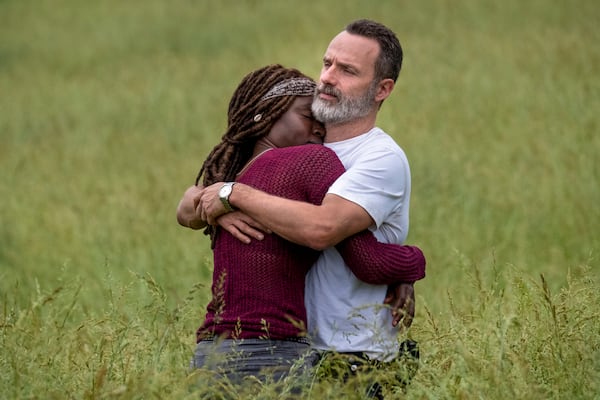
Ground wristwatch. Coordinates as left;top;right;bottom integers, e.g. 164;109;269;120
218;182;236;212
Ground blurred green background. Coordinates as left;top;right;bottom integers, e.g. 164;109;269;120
1;1;599;398
2;0;597;308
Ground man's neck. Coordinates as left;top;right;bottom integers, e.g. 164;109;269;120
324;115;377;143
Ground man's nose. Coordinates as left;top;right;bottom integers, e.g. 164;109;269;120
320;67;337;86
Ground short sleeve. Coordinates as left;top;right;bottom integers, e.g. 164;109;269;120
327;147;410;228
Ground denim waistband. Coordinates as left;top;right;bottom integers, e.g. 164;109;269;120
199;335;311;346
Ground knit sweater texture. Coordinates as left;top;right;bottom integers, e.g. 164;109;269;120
197;144;425;342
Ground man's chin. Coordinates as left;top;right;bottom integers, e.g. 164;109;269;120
314;96;337;108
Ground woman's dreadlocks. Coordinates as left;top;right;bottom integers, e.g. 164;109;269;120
194;64;316;244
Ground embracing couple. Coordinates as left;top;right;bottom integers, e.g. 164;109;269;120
177;19;426;398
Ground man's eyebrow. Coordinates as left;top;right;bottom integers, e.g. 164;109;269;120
323;56;359;73
339;61;359;73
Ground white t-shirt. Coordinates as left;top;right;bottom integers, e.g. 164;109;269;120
304;127;411;361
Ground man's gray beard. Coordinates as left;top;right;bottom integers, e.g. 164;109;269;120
312;82;378;125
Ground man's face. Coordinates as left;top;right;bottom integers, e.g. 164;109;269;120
312;31;380;125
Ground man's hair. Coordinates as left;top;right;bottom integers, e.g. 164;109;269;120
195;64;314;244
345;19;403;83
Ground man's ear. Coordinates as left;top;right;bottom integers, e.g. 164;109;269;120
375;78;395;102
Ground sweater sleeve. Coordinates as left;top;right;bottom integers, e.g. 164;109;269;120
335;231;426;284
286;145;425;284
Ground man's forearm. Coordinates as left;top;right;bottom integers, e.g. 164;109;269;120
228;183;369;250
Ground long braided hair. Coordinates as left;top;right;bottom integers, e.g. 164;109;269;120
195;64;315;243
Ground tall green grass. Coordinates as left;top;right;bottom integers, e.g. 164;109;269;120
1;0;599;398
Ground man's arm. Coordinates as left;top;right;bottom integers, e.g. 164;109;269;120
200;182;373;250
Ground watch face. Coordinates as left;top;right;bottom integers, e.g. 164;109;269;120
219;184;232;198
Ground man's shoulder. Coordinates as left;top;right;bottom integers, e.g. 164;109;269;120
351;128;407;163
337;127;404;154
368;127;404;150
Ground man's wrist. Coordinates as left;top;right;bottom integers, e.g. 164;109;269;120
226;182;248;211
218;182;236;212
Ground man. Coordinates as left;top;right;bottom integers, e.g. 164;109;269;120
183;19;419;374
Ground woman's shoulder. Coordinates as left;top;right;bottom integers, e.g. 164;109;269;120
253;145;341;177
274;145;339;168
274;144;336;158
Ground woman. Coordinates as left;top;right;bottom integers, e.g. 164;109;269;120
179;65;425;384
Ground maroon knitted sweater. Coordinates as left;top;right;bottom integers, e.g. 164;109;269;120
197;144;425;341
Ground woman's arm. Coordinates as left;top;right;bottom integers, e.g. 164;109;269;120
335;231;426;284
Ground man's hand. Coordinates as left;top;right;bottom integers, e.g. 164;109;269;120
198;182;228;225
216;212;270;244
384;282;415;329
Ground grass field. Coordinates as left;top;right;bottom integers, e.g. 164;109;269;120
1;0;599;398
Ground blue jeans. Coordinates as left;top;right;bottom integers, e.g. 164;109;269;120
190;337;317;385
